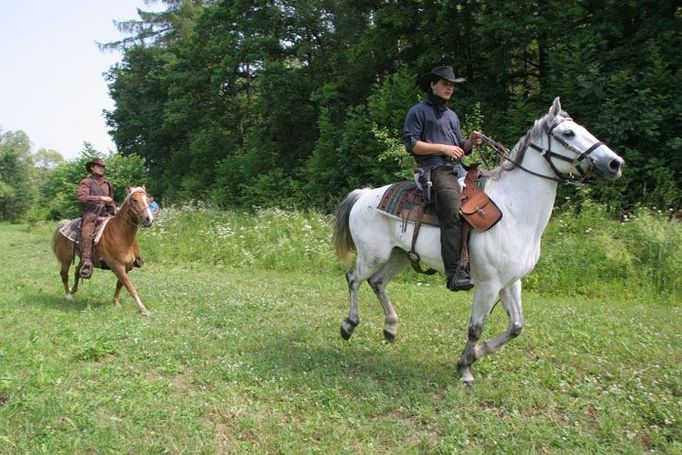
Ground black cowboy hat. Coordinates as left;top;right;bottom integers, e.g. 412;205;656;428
85;158;106;173
419;65;466;91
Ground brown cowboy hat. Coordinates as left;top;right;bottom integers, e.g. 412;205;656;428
419;65;466;91
85;158;106;173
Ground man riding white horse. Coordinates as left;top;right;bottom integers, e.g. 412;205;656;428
403;65;482;291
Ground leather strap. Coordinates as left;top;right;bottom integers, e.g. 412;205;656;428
407;204;437;275
459;222;471;270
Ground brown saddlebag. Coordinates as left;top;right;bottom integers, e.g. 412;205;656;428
460;191;502;232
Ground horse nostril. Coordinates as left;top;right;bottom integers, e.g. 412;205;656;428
609;159;623;172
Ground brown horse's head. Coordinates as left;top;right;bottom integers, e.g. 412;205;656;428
122;186;154;227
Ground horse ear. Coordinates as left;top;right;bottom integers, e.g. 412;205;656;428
549;97;562;117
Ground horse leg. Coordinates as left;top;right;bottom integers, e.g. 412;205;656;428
473;280;524;360
113;280;124;308
340;253;382;340
111;265;150;316
457;285;500;385
70;261;82;296
59;261;73;301
367;249;409;343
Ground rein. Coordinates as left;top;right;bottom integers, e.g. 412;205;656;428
480;118;603;185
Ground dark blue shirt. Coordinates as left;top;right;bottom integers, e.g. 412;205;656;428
403;98;466;168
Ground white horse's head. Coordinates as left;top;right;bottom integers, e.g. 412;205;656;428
541;97;624;180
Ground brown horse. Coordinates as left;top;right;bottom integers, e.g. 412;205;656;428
52;186;154;316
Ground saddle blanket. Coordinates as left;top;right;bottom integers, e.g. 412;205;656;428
376;181;439;228
59;217;113;245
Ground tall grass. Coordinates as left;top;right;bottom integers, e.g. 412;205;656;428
143;201;339;273
527;201;681;301
138;201;681;301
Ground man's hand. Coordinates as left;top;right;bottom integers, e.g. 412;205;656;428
469;130;482;145
100;196;113;203
442;144;466;160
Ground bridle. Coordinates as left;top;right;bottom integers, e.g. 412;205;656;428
116;188;150;227
481;117;605;184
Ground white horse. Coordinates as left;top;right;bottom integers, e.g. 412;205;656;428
333;97;624;384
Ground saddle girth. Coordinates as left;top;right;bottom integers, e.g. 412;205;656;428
406;204;437;275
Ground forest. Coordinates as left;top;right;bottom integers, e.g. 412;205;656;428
1;0;680;221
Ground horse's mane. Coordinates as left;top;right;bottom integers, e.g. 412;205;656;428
486;109;569;180
119;187;145;207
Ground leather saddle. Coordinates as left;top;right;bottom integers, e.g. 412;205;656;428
376;165;502;273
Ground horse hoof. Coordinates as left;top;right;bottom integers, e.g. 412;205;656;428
461;378;475;387
340;318;358;340
340;326;352;340
459;369;475;386
65;293;73;301
141;310;151;317
383;329;396;343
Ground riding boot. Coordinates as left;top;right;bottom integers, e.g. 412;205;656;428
441;219;474;291
79;215;96;279
446;266;474;291
432;166;474;292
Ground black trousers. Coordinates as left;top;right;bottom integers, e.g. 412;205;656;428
431;166;464;276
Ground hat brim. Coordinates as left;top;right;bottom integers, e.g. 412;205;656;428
85;160;105;172
419;74;466;91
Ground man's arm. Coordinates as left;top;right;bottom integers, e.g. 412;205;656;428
76;179;113;204
412;141;466;160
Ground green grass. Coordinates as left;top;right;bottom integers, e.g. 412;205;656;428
0;220;680;453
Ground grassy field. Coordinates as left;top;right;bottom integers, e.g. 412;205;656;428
0;220;680;453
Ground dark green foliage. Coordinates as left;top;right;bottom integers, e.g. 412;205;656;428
96;0;681;212
3;2;679;219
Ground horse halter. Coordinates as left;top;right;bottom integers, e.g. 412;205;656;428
527;118;604;181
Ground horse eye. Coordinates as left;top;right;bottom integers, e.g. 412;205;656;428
563;129;575;138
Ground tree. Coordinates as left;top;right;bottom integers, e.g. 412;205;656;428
0;130;34;222
102;0;681;211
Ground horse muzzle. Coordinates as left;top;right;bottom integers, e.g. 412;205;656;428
594;156;624;180
586;147;624;180
139;215;154;227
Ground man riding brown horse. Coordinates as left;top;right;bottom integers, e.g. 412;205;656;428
77;158;142;278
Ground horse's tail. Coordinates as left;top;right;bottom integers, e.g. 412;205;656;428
52;220;74;263
333;189;368;266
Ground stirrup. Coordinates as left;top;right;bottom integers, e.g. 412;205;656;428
446;268;474;292
80;261;93;279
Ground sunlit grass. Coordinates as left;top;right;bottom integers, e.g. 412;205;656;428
1;217;679;453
